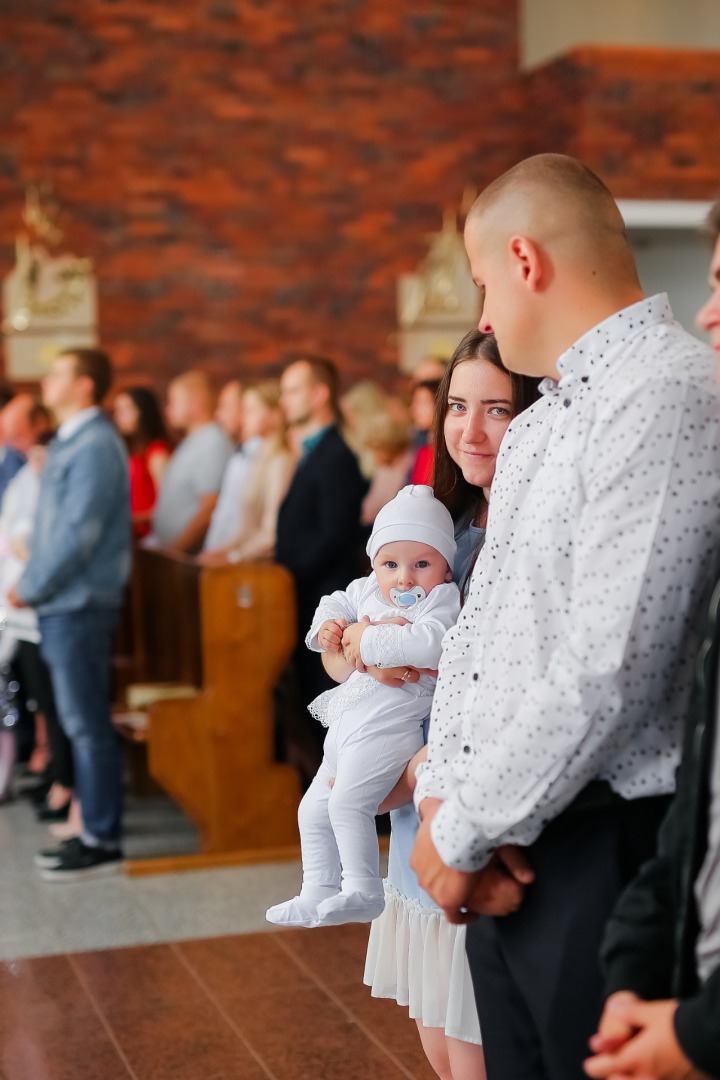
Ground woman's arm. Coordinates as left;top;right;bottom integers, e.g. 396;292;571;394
379;745;428;813
148;446;170;492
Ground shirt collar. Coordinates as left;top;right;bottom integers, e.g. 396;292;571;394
540;293;674;400
301;424;333;457
57;406;102;442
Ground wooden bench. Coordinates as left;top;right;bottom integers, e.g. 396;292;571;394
115;548;302;873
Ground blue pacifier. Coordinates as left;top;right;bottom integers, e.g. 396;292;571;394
389;586;426;608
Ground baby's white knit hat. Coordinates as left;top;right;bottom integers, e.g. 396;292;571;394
367;485;456;569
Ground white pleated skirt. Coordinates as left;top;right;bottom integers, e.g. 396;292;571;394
363;883;482;1045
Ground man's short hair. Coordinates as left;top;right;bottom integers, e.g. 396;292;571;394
296;354;341;417
706;199;720;243
64;347;113;405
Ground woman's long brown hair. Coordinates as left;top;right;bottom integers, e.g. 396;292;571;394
431;330;542;523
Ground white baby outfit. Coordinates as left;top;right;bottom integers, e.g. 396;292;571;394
266;485;460;928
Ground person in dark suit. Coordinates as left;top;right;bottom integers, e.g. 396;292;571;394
275;356;367;783
585;198;720;1080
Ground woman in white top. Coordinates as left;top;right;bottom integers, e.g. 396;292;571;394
197;381;296;567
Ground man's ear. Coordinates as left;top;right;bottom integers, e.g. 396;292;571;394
509;235;545;292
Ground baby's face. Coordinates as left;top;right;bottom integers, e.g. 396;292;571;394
373;540;451;604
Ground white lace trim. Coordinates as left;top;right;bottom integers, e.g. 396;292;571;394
369;622;406;669
308;673;381;727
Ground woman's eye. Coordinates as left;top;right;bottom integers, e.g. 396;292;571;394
447;402;465;414
489;406;511;417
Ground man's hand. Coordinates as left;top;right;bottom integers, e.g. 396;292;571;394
341;616;370;669
6;583;28;609
410;799;534;923
318;618;348;653
585;997;709;1080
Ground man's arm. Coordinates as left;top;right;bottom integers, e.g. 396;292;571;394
17;439;127;607
167;493;218;554
419;378;720;873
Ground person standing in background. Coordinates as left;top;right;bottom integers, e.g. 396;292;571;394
275;357;367;784
113;386;170;538
9;348;132;881
152;371;232;553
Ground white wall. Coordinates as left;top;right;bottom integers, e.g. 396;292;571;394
521;0;720;68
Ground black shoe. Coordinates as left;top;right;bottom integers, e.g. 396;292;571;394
36;798;71;822
19;779;53;804
34;837;82;869
38;839;123;882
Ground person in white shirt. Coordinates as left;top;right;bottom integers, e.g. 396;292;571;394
267;486;460;929
410;154;720;1080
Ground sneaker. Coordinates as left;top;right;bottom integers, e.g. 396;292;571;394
38;839;123;882
34;836;82;869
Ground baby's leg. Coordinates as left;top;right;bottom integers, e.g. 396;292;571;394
298;758;342;896
317;721;423;925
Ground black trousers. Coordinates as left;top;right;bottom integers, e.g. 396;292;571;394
14;639;74;789
465;786;671;1080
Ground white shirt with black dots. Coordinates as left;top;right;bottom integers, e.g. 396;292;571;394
415;294;720;873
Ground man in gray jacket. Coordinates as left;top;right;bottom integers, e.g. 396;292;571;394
10;348;132;880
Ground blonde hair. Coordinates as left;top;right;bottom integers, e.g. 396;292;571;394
363;413;412;459
244;380;287;450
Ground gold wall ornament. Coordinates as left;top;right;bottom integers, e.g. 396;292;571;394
2;184;98;379
397;201;479;374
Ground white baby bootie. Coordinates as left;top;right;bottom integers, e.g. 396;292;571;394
315;888;386;926
266;884;339;928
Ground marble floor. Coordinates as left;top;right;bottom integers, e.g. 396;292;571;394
1;791;432;1079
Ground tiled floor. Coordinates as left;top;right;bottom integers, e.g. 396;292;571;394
0;928;437;1080
1;791;433;1079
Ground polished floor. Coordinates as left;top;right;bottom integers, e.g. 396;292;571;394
0;792;434;1079
1;928;437;1080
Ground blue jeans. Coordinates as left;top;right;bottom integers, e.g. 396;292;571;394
39;608;122;847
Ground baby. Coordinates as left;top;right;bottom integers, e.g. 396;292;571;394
266;485;460;928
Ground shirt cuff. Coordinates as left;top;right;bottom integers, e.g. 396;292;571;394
428;794;494;872
360;623;405;668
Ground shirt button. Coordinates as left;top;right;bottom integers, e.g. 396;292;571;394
472;672;478;681
463;745;471;754
563;398;571;408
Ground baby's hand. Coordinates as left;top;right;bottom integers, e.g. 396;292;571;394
318;618;348;652
341;616;370;668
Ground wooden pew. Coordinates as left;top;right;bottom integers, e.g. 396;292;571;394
119;548;302;872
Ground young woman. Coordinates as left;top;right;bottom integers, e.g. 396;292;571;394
363;330;541;1080
197;381;296;567
113;387;170;537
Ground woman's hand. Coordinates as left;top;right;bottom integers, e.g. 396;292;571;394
196;549;231;567
365;664;421;688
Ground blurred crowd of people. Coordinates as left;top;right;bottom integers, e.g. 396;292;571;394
0;344;452;873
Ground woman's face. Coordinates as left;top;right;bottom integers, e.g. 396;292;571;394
113;392;140;436
443;360;514;490
242;392;278;440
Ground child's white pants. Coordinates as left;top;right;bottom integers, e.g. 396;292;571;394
298;705;425;895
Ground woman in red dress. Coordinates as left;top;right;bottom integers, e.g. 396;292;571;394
113;387;170;537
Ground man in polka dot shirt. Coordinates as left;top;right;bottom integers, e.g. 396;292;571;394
410;156;720;1080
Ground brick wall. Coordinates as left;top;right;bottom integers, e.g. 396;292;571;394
1;7;719;392
524;46;720;199
0;0;520;390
